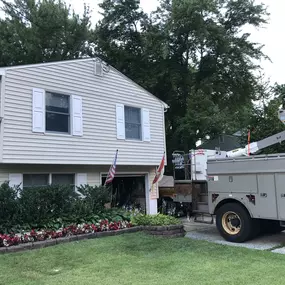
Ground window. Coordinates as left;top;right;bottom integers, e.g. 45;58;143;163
124;106;142;140
46;92;70;133
23;174;49;188
52;174;74;187
22;174;75;189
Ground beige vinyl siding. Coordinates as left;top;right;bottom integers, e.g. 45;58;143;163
0;164;156;186
2;59;166;166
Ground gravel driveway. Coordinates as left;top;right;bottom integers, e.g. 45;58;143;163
182;217;285;254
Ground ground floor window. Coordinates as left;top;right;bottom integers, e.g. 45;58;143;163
23;173;75;188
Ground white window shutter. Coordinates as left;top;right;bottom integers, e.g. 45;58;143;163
76;173;87;187
9;173;23;190
72;95;83;136
142;108;151;142
75;173;87;198
32;88;45;133
116;104;125;140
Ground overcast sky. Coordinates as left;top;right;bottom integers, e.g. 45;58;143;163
66;0;284;85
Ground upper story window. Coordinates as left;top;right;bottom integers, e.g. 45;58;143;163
124;106;142;140
46;92;70;133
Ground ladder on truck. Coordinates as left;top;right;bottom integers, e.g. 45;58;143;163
172;151;214;224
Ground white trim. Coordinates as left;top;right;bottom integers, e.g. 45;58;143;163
0;74;5;162
162;105;167;166
0;69;5;76
145;172;150;214
2;58;92;71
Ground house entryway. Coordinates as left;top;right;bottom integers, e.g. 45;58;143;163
101;175;146;213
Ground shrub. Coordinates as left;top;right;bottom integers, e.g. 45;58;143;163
0;182;113;233
131;214;181;226
74;185;111;218
19;184;78;226
0;182;20;233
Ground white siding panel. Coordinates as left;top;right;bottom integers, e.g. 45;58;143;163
3;59;166;165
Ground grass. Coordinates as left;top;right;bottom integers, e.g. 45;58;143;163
1;232;285;285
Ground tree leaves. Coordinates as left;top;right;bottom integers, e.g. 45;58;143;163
0;0;93;66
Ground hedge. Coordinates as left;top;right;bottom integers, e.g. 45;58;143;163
0;182;115;233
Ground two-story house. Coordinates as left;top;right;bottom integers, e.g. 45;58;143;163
0;58;168;214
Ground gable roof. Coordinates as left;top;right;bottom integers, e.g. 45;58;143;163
0;57;169;109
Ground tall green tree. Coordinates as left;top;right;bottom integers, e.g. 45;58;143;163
0;0;93;66
248;83;285;154
93;0;269;170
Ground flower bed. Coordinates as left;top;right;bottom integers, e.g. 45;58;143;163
0;219;132;248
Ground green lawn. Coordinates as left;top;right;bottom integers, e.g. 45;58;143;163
1;232;285;285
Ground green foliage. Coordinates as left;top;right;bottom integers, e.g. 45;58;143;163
0;0;93;66
75;184;112;216
19;184;78;226
0;183;113;233
0;182;20;232
247;82;285;154
131;214;181;226
93;0;269;167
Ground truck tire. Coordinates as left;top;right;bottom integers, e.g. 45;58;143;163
216;203;257;243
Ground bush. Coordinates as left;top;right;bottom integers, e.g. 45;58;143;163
74;185;111;217
0;182;112;233
19;184;78;226
131;214;181;226
0;182;20;233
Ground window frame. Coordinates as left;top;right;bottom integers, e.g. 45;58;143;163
45;91;71;134
124;105;142;141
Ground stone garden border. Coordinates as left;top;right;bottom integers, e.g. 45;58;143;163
143;224;185;238
0;225;186;255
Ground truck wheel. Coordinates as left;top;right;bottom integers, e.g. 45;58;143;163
216;203;256;243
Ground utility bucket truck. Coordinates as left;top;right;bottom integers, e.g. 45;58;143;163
171;109;285;243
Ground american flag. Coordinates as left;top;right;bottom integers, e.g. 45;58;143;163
104;150;118;185
152;152;165;184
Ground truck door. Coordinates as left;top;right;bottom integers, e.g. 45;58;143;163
256;174;278;219
274;173;285;220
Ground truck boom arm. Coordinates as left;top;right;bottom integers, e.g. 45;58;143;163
226;130;285;158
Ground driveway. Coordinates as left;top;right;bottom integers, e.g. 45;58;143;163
182;217;285;254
